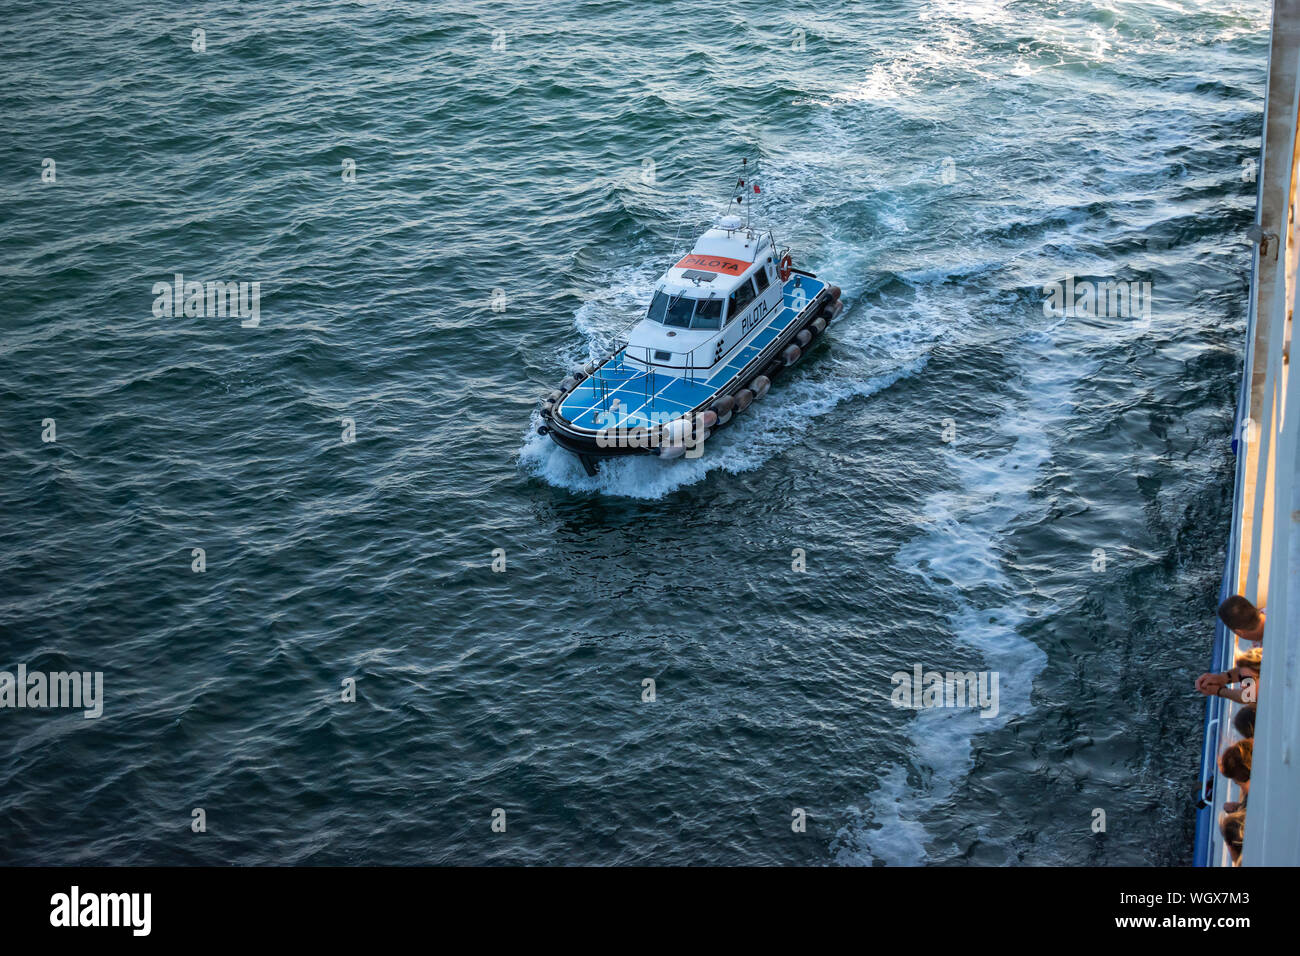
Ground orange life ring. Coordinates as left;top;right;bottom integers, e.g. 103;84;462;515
778;253;793;281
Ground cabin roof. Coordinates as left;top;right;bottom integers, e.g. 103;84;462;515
656;220;773;295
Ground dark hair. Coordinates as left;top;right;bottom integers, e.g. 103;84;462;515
1220;739;1253;783
1233;704;1256;739
1220;810;1246;852
1219;596;1261;631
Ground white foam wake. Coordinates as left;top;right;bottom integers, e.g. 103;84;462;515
833;332;1092;865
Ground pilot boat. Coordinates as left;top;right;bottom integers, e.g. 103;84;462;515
537;170;843;476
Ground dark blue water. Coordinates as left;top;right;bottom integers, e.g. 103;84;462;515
0;0;1264;864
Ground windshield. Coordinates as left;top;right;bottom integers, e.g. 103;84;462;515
647;291;669;324
664;294;694;328
646;291;723;330
691;298;722;330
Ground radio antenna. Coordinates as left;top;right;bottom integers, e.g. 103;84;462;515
730;157;756;230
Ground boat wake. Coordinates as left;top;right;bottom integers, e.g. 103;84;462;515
832;331;1090;865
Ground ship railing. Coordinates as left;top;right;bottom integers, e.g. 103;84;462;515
1196;1;1300;864
1193;205;1258;868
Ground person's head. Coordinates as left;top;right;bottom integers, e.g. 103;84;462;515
1220;738;1253;784
1219;596;1264;639
1220;810;1246;861
1233;704;1256;739
1235;646;1262;671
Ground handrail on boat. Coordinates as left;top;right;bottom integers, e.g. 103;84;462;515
1192;324;1252;867
1193;103;1267;862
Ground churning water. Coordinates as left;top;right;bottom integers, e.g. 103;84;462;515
0;0;1262;863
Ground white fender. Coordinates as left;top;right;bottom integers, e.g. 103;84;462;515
663;417;691;443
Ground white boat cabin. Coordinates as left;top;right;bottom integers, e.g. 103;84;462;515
625;215;784;375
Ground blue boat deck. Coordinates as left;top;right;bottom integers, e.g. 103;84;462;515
559;276;825;431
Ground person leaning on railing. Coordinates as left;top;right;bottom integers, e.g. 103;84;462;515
1218;595;1265;644
1233;702;1256;738
1220;810;1246;866
1219;738;1253;812
1196;594;1263;865
1195;646;1262;704
1217;705;1256;856
1194;595;1264;703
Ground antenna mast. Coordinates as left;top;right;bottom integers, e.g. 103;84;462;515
731;156;761;233
744;157;750;230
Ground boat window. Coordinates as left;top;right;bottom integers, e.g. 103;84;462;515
647;291;669;324
691;298;723;330
727;277;756;322
663;294;695;328
753;266;770;293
